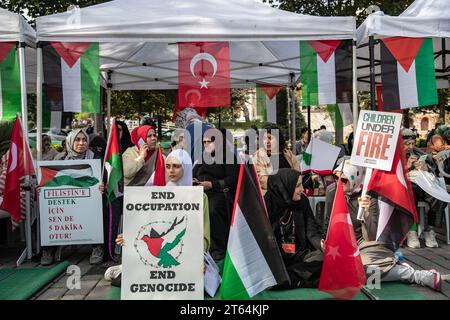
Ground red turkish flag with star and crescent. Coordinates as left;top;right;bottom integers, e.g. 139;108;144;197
178;42;230;108
319;178;366;300
0;115;35;228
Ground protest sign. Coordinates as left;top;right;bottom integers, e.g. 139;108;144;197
121;186;204;300
38;159;103;246
351;110;402;171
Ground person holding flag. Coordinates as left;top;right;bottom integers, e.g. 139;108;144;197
324;159;442;292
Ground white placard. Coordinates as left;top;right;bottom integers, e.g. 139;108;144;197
351;110;402;171
38;159;103;246
121;186;204;300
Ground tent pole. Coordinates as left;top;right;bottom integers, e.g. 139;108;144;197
286;86;291;148
369;36;376;111
106;70;112;135
290;73;296;151
307;105;311;143
18;43;33;262
36;44;43;162
352;38;358;131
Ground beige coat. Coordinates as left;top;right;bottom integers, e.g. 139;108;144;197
254;148;300;195
122;146;158;186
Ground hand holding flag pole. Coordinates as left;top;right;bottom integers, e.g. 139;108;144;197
357;167;373;221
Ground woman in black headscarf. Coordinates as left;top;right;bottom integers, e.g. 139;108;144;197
115;120;133;154
264;168;325;289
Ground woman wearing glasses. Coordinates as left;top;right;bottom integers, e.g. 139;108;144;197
324;159;442;291
193;127;239;261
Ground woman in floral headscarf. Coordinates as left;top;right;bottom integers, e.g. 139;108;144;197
323;159;443;291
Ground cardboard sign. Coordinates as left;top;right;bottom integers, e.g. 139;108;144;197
38;159;103;246
351;110;402;171
121;186;204;300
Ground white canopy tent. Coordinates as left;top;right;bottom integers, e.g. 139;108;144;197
356;0;450;95
36;0;356;152
0;8;37;265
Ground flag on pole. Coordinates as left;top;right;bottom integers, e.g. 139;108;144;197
221;164;289;299
104;118;123;204
42;41;100;113
178;42;230;108
0;115;35;227
319;178;366;300
153;144;166;186
326;103;353;129
0;42;20;121
301;137;341;175
256;84;283;123
300;40;353;107
380;37;437;110
367;136;418;249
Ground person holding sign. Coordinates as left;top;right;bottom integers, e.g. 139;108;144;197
40;129;105;266
264;168;325;289
324;159;442;291
122;125;159;186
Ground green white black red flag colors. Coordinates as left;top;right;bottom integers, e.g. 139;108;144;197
221;164;289;299
39;164;99;188
319;177;366;300
256;84;283;123
104;118;123;204
301;137;341;176
42;42;100;114
0;42;20;121
326;103;353;129
380;37;437;110
300;40;353;107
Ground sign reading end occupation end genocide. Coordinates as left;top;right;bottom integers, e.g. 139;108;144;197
351;110;402;171
38;159;103;246
121;186;204;300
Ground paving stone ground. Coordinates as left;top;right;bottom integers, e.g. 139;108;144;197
1;229;450;300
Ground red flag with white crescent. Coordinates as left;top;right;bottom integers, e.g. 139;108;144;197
178;42;230;108
0;115;35;227
319;178;366;300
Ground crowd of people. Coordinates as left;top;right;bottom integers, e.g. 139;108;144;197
1;109;449;295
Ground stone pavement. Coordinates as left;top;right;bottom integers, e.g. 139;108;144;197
1;229;450;300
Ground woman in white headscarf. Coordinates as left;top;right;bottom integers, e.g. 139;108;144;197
323;159;442;291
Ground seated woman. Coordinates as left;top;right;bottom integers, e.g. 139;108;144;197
264;168;325;289
105;148;210;284
324;159;442;291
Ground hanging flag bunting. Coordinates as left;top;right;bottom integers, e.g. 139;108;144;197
380;37;437;110
178;42;230;108
0;42;21;121
42;41;100;114
256;84;283;123
300;40;353;107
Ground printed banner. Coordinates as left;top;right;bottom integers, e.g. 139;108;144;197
38;159;103;246
351;110;402;171
121;186;204;300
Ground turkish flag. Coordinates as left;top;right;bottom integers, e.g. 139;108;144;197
0;115;35;228
172;94;208;122
153;144;166;186
319;178;366;300
178;42;230;108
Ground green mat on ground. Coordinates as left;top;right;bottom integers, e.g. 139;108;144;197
106;281;426;300
0;261;69;300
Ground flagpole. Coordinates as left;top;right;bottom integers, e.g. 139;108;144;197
352;37;358;131
106;71;112;136
290;73;296;151
36;44;43;162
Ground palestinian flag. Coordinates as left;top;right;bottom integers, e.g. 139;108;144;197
256;84;283;123
39;164;99;188
104;118;123;204
0;42;20;121
367;135;418;250
221;164;289;300
42;41;100;114
326;103;353;129
301;137;341;175
380;37;437;110
300;40;353;107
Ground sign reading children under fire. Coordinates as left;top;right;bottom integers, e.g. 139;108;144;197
351;110;402;171
38;160;103;246
121;186;204;300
